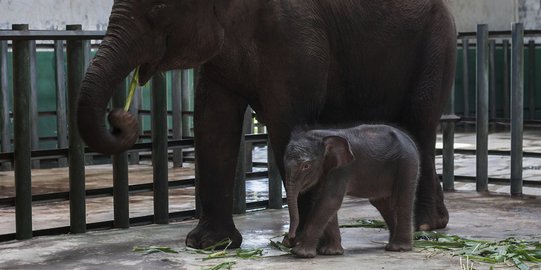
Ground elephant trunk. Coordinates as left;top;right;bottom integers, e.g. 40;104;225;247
286;181;300;240
76;4;148;154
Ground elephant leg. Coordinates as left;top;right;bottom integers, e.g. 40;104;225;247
369;198;395;243
293;172;347;258
185;77;248;249
317;214;344;255
400;26;455;231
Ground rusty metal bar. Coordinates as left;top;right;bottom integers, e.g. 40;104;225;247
151;73;169;224
66;24;87;233
54;40;68;167
12;24;33;240
476;24;489;193
267;142;283;209
172;70;183;168
0;40;11;171
510;23;524;197
112;79;130;229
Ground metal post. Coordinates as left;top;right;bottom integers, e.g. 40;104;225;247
528;40;536;120
503;39;511;119
442;84;456;191
267;142;283;209
489;40;497;120
54;40;68;167
66;24;87;233
462;37;470;118
151;73;169;224
476;24;489;192
128;71;140;165
233;108;248;214
82;39;93;166
172;70;183;168
0;40;11;171
12;24;33;240
181;69;194;137
510;23;524;197
29;40;39;169
244;107;253;172
112;80;130;229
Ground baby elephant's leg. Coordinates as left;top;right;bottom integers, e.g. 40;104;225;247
385;163;417;252
317;214;344;255
369;197;396;242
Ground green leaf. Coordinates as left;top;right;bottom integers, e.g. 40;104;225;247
203;261;236;270
132;246;178;255
340;219;387;229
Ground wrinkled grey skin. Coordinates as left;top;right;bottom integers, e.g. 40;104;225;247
76;0;455;249
283;125;419;258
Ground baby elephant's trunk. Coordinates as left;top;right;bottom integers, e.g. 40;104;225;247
286;185;299;240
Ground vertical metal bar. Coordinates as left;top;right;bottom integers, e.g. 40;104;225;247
128;70;140;165
503;39;511;119
29;40;39;169
489;40;497;120
66;24;87;233
151;73;169;224
510;23;524;197
0;40;11;171
528;40;536;120
181;69;193;137
233;107;248;214
172;70;183;168
442;84;456;191
244;107;253;172
476;24;489;193
12;24;33;240
112;79;130;229
54;40;68;167
462;38;470;117
82;39;93;166
267;142;283;209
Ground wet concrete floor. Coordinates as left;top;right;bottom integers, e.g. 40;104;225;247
0;192;540;270
0;130;540;269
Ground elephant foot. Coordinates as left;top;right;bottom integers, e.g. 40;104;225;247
385;241;412;252
317;242;344;256
185;219;242;249
415;195;449;231
292;245;317;258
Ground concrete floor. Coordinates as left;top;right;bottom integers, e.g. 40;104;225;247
1;192;540;270
1;130;541;269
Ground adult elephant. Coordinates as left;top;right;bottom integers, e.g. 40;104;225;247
77;0;456;249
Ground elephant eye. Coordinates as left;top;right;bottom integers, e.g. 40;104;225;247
301;163;311;171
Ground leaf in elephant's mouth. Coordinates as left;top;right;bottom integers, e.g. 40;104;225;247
124;67;140;112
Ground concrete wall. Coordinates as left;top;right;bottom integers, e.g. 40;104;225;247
0;0;113;30
0;0;539;32
447;0;519;32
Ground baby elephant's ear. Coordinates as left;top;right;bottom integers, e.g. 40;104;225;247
323;136;355;170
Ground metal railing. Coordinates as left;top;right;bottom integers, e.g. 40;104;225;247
0;25;283;241
0;23;540;242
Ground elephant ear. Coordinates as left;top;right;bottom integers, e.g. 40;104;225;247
323;136;355;170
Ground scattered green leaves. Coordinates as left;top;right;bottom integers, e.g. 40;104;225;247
268;234;292;254
203;261;236;270
339;219;388;229
132;245;179;255
414;231;541;270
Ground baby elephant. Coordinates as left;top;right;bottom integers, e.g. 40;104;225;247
283;124;419;258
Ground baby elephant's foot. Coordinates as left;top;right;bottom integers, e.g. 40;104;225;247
317;242;344;255
292;245;317;258
385;241;413;252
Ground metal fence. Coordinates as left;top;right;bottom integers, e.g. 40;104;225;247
0;23;540;242
0;24;282;242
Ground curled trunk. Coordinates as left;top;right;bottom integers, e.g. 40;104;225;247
76;6;148;154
